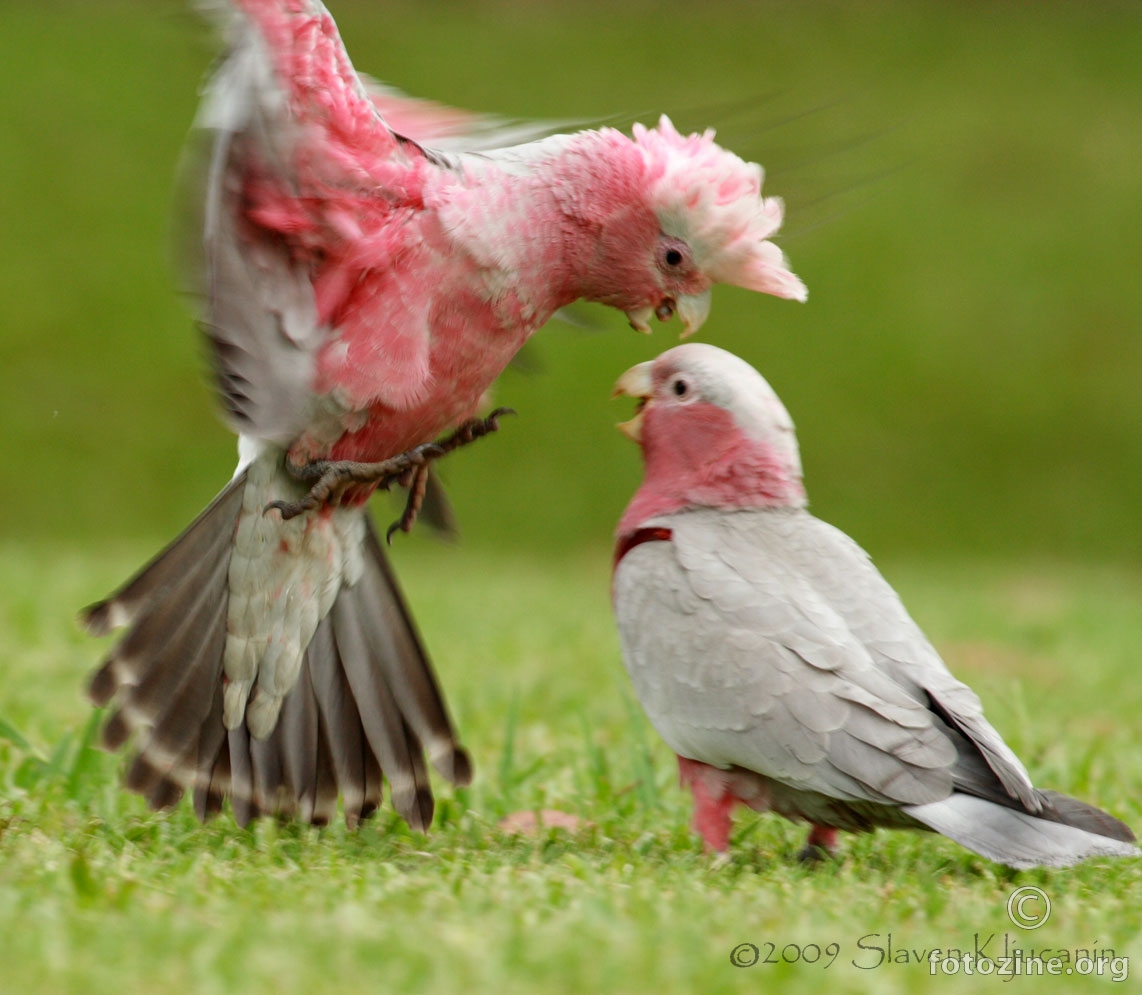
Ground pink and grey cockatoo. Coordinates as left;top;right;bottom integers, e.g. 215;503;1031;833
612;343;1137;868
82;0;806;830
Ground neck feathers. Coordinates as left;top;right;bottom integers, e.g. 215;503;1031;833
618;401;806;535
441;129;654;312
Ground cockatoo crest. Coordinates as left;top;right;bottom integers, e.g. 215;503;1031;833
633;116;806;302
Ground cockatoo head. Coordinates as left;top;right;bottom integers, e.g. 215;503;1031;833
572;117;806;337
612;342;806;517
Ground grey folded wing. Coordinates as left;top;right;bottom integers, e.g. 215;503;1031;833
613;507;1038;812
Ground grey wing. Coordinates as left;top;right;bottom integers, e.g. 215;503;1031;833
614;511;960;808
758;510;1040;811
177;16;325;445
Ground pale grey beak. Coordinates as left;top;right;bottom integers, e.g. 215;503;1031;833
611;361;654;442
626;288;711;337
676;289;712;338
625;306;654;334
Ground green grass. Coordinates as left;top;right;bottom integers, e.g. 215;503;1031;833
2;541;1141;994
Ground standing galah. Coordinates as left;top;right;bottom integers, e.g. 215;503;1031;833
612;344;1137;868
82;0;806;831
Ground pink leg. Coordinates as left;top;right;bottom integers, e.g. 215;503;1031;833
677;756;737;852
798;824;839;862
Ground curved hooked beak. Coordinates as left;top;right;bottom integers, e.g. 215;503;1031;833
611;360;654;442
676;289;711;338
624;289;712;338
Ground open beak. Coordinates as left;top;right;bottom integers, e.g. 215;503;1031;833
625;289;711;338
611;360;654;442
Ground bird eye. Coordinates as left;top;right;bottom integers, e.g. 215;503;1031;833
672;377;689;397
657;238;690;273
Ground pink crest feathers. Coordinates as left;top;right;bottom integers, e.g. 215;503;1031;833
632;116;807;302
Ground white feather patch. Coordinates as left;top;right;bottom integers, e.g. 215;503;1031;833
223;449;366;738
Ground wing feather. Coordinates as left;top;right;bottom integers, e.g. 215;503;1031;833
614;508;961;807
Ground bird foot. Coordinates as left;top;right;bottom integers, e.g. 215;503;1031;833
385;407;515;542
265;443;445;521
264;408;515;530
797;825;840;864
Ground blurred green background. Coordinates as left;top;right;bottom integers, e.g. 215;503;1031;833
2;0;1140;563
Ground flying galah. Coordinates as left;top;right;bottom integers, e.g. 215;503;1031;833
612;343;1137;868
82;1;806;830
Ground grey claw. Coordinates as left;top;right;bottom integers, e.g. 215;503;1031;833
264;498;309;520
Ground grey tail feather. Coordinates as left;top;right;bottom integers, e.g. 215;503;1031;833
905;793;1139;869
1034;789;1136;843
82;473;471;830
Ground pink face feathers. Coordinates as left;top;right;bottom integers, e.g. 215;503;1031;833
614;343;807;533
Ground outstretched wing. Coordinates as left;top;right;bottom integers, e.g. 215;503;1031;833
183;2;578;441
183;1;434;443
363;79;570;154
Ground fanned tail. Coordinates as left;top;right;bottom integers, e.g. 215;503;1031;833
83;473;471;829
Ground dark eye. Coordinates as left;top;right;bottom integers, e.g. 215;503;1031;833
657;238;690;272
672;378;689;397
